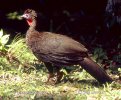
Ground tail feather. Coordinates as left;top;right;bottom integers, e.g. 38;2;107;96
79;57;113;83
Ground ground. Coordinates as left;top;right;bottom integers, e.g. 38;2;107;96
0;68;121;100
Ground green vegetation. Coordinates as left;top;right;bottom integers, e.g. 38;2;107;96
0;29;121;100
7;12;22;20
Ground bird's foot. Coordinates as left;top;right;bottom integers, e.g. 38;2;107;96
46;73;57;85
56;71;64;83
46;71;64;85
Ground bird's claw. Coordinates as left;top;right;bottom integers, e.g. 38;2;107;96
46;71;64;85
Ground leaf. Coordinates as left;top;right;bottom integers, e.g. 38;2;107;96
118;43;121;49
0;29;3;38
118;68;121;72
1;34;10;45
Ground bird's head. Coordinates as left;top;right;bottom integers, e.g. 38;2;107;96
21;9;37;26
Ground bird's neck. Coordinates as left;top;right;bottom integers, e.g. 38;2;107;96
28;19;37;31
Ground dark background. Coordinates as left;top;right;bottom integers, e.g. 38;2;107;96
0;0;121;53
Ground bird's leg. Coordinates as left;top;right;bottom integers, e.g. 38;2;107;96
44;62;64;84
47;73;55;82
44;62;55;83
55;67;64;83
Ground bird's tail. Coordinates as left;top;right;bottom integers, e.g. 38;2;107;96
79;57;113;83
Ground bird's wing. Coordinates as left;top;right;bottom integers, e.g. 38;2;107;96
38;32;88;54
32;32;88;65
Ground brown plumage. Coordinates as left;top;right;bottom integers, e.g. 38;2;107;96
21;9;113;84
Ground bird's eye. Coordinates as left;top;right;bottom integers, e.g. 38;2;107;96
21;13;31;19
25;14;30;19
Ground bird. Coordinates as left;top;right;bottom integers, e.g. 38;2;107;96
21;9;113;84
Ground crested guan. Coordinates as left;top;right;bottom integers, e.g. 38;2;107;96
21;9;113;84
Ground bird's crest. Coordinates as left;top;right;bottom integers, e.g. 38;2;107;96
24;9;37;18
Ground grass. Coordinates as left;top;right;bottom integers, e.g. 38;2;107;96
0;30;121;100
0;68;121;100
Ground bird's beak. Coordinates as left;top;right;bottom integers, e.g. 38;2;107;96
20;14;26;19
